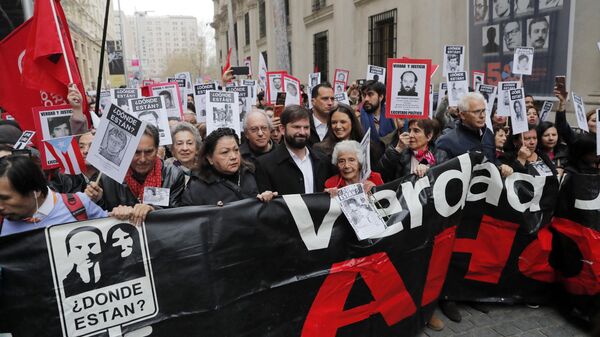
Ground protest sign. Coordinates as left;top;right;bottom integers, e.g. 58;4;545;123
283;75;301;106
386;58;431;119
366;65;386;84
572;93;589;132
443;45;465;77
167;77;188;109
145;83;184;120
497;81;521;116
447;71;468;107
308;72;321;88
129;96;172;146
174;72;193;90
98;90;112;116
225;86;251;122
266;71;286;105
33;105;74;169
333;68;350;87
45;218;158;337
205;91;241;137
334;92;350;105
258;53;268;92
86;104;146;183
429;84;434;118
476;84;497;130
143;187;170;207
437;82;448;110
13;130;35;150
333;81;345;95
44;136;86;175
509;88;528;134
337;183;387;240
111;88;140;113
539;101;554;122
360;128;371;182
512;47;534;75
472;70;485;89
241;79;258;105
193;83;217;122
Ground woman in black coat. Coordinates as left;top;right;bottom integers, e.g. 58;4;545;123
182;128;277;206
500;125;557;176
378;118;449;182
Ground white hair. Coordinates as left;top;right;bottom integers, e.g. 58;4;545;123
457;92;486;112
331;140;364;166
243;109;272;131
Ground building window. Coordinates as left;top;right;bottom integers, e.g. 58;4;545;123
369;9;397;67
313;31;328;82
244;13;250;45
259;0;266;38
312;0;326;12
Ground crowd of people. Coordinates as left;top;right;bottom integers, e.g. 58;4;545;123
0;67;598;331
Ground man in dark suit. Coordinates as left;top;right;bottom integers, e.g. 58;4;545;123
307;83;335;146
256;105;331;195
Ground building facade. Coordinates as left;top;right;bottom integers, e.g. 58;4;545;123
212;0;600;110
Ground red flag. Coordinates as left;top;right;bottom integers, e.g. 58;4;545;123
222;48;232;76
44;136;86;175
0;20;60;131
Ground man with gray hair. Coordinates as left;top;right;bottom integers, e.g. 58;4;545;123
241;109;275;166
435;91;513;323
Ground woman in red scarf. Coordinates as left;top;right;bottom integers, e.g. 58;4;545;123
378;119;449;182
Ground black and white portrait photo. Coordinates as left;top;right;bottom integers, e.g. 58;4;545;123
48;116;72;138
397;71;418;96
502;21;522;52
33;106;74;168
473;0;489;23
539;0;563;10
336;183;387;240
143;187;170;206
99;124;130;166
62;226;104;297
514;0;533;16
512;47;534;75
482;25;500;53
493;0;511;20
527;16;550;49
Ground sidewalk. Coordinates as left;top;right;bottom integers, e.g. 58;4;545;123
420;304;591;337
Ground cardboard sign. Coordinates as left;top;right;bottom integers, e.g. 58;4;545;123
385;58;432;119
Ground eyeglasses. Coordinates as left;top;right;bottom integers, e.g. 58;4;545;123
248;126;269;134
466;109;486;115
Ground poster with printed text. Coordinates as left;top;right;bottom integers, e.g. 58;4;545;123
386;58;431;119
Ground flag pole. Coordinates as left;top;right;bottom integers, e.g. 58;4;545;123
48;0;73;82
93;0;112;116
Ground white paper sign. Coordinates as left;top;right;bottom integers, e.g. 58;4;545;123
443;45;465;77
111;88;141;113
193;83;217;123
497;81;521;116
13;130;35;150
359;128;371;182
366;65;386;84
129;96;172;146
512;47;534;75
334;92;350;105
447;71;469;107
437;82;447;110
509;88;528;135
336;183;387;240
283;76;301;106
45;218;158;337
539;101;554;122
87;104;147;183
205;90;241;137
143;186;170;206
477;84;497;131
572;93;589;132
308;72;321;88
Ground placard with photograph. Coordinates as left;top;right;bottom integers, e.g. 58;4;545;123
482;25;500;54
509;88;528;135
333;69;350;87
146;83;184;120
193;82;217;122
225;86;251;123
205;91;241;137
497;81;521;116
366;65;386;84
572;93;589;132
476;84;497;130
167;77;188;109
359;128;371;182
13;131;35;150
98;90;112;116
87;104;146;183
32;105;74;169
266;71;286;105
282;75;301;106
472;70;486;89
539;101;554;122
308;72;321;89
129;96;172;146
241;79;258;105
447;71;469;107
143;187;170;207
443;45;465;77
385;58;431;119
334;92;350;105
111;88;140;113
334;81;346;95
513;47;534;75
175;71;193;90
437;82;448;110
336;183;387;241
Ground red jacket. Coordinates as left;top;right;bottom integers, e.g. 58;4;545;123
324;172;384;189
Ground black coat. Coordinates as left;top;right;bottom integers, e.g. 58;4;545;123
255;143;331;194
181;166;258;206
307;111;323;147
49;171;100;194
499;150;558;175
378;145;449;182
240;141;275;167
97;161;185;211
435;122;497;164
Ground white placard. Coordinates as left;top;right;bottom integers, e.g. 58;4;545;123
447;71;468;107
359;128;371;182
336;183;387;241
497;81;521;116
205;90;241;137
111;88;141;113
13;131;35;150
193;83;217;123
512;47;534;75
443;45;465;77
308;72;321;89
366;65;386;84
509;88;528;135
143;186;170;206
129;96;172;146
334;92;350;105
572;93;589;132
539;101;554;122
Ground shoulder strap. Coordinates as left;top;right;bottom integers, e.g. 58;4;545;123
60;193;88;222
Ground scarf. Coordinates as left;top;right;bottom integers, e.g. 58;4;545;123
125;159;163;202
413;148;436;166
